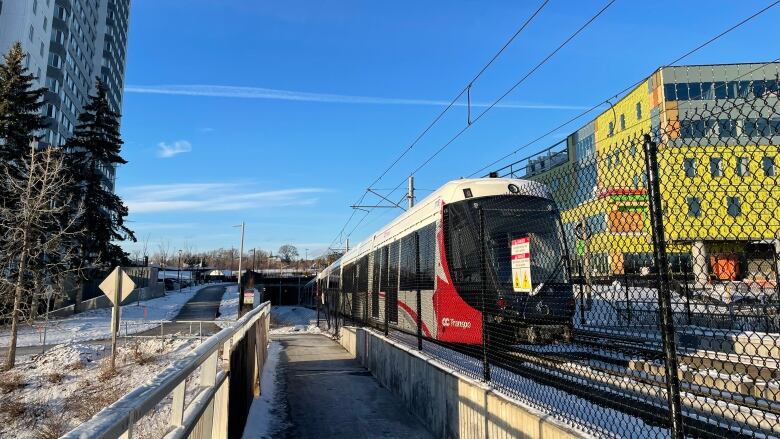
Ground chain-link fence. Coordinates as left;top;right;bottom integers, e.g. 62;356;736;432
318;64;780;438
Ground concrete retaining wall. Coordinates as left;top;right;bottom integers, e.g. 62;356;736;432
336;327;589;439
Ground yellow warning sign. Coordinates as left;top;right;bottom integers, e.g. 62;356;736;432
522;271;530;290
513;272;521;289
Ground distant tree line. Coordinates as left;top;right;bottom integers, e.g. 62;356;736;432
141;243;343;273
0;43;135;369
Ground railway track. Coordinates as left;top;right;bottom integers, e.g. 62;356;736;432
504;337;780;438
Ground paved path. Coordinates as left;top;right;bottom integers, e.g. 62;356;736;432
136;284;227;337
254;333;433;439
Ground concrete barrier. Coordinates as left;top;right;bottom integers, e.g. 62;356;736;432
336;327;589;439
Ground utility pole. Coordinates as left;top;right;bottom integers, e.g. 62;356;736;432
178;249;183;293
235;222;246;312
407;175;415;209
252;248;256;271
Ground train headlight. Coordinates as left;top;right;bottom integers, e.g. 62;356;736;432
508;183;520;194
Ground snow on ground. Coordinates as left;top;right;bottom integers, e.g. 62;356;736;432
241;341;288;439
215;284;239;328
0;283;221;348
0;337;202;439
269;306;320;335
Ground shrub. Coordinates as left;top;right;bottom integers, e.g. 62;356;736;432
0;372;25;394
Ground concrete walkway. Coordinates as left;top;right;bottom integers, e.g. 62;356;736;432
259;333;433;439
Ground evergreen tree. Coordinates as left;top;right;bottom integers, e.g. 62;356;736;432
65;79;136;268
0;43;47;200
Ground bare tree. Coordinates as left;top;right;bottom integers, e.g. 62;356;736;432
0;147;83;370
141;233;151;265
156;239;171;267
278;245;299;264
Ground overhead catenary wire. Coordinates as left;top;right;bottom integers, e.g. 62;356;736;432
378;0;618;204
323;0;552;253
469;0;780;177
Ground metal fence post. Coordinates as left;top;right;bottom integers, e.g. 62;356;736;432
643;134;684;438
477;204;491;382
415;232;423;350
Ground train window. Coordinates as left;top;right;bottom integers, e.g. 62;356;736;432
371;249;381;318
418;224;436;290
357;256;369;292
399;233;417;291
386;241;400;323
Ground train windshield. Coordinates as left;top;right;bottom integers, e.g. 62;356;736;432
445;195;567;295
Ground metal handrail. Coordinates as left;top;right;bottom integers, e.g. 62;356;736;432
62;301;271;439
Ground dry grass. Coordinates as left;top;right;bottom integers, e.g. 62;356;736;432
68;385;124;421
0;398;27;419
130;342;154;366
97;359;118;382
0;372;25;394
46;372;65;384
68;360;85;371
34;414;71;439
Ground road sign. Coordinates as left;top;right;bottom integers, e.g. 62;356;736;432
99;266;136;370
99;267;136;305
511;237;533;294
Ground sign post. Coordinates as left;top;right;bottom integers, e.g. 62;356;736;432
99;266;136;369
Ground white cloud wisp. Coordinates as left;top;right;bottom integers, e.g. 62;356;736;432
125;84;587;110
158;140;193;158
122;183;327;214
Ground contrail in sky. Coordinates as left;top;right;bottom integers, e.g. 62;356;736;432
124;84;587;110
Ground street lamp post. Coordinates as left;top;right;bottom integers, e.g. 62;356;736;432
178;249;183;293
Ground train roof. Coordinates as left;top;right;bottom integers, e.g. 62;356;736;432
318;177;551;278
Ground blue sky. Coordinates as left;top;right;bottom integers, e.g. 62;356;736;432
118;0;779;257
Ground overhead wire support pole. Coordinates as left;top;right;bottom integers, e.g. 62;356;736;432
367;188;406;210
643;135;684;438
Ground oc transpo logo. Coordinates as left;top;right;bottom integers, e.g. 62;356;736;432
441;317;471;329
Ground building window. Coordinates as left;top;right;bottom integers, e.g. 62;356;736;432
630;143;636;157
614;149;621;166
710;157;723;177
33;0;37;14
29;25;34;41
763;156;776;176
684;158;697;177
636;102;642;120
43;17;47;31
727;196;741;217
608;121;614;137
39;42;44;57
718;119;736;137
620;114;626;130
736;157;750;177
687;197;701;217
632;175;639;188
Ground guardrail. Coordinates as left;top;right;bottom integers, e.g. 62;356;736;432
63;301;271;439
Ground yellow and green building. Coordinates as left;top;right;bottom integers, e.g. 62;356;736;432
526;63;780;286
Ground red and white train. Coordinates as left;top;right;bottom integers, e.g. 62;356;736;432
317;177;575;345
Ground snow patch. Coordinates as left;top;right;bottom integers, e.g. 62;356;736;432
215;284;240;328
242;341;287;438
269;306;320;335
0;283;222;348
